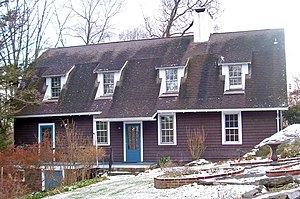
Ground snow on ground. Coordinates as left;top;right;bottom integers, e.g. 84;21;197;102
245;124;300;157
44;125;300;199
257;124;300;147
45;167;257;199
43;160;300;199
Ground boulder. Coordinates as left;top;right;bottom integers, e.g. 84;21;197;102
259;176;294;189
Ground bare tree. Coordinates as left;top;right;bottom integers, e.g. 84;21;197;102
118;27;149;41
52;3;72;47
288;76;300;106
0;0;55;149
144;0;221;38
67;0;124;44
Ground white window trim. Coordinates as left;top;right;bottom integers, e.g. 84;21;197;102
158;113;177;145
221;111;242;145
158;68;185;96
38;123;55;149
50;77;61;98
95;71;121;99
43;66;74;101
93;118;110;146
221;63;249;93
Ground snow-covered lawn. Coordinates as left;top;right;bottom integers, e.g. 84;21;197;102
45;124;300;199
45;168;256;199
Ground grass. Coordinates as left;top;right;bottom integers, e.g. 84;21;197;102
24;177;107;199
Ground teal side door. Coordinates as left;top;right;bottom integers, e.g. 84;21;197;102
39;123;55;148
125;124;141;162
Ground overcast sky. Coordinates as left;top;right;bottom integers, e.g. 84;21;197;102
115;0;299;82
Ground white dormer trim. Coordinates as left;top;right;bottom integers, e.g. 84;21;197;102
94;61;127;99
220;62;250;94
157;60;189;97
43;65;74;101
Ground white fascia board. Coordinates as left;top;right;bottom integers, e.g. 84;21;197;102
15;111;102;118
95;117;156;122
219;62;251;66
155;65;186;70
120;60;128;74
156;107;288;114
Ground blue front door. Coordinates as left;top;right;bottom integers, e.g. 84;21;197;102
125;124;141;162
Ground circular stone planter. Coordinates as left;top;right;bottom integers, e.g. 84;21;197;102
266;162;300;177
154;167;244;189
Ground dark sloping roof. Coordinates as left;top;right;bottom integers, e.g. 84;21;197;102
39;36;192;76
16;28;287;118
156;29;287;111
103;58;161;118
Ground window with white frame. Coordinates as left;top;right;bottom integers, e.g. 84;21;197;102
222;112;242;145
165;69;178;92
229;65;242;89
95;121;110;145
220;63;249;93
158;114;177;145
103;73;115;95
51;77;61;98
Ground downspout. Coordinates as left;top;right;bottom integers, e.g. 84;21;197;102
276;110;280;132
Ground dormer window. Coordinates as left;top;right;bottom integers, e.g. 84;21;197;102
220;62;250;94
95;71;121;99
166;69;178;92
51;77;61;98
156;61;188;97
42;66;74;101
229;65;242;89
103;72;114;95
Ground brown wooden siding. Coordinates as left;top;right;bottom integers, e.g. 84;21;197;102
14;111;277;162
14;116;93;146
143;111;277;162
103;122;123;162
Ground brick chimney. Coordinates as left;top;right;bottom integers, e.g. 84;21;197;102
193;8;211;42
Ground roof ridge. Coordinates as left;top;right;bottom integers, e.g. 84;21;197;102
211;28;284;36
47;35;194;51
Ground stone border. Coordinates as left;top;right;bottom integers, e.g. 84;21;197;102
266;162;300;177
154;167;244;189
231;157;300;167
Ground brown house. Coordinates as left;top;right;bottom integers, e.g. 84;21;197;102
14;27;287;163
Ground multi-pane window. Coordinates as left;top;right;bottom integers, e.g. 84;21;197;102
96;121;109;145
165;69;178;92
51;77;61;98
225;114;239;142
160;115;175;144
229;65;242;88
103;73;114;95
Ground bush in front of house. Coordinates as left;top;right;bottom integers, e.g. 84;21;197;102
186;127;206;160
157;157;172;168
277;139;300;158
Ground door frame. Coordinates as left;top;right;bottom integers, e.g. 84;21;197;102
38;123;55;149
123;122;143;162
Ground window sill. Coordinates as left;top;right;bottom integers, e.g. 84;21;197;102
95;96;113;100
158;143;177;146
43;98;59;102
222;142;242;145
159;93;179;97
96;143;110;146
224;90;244;95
